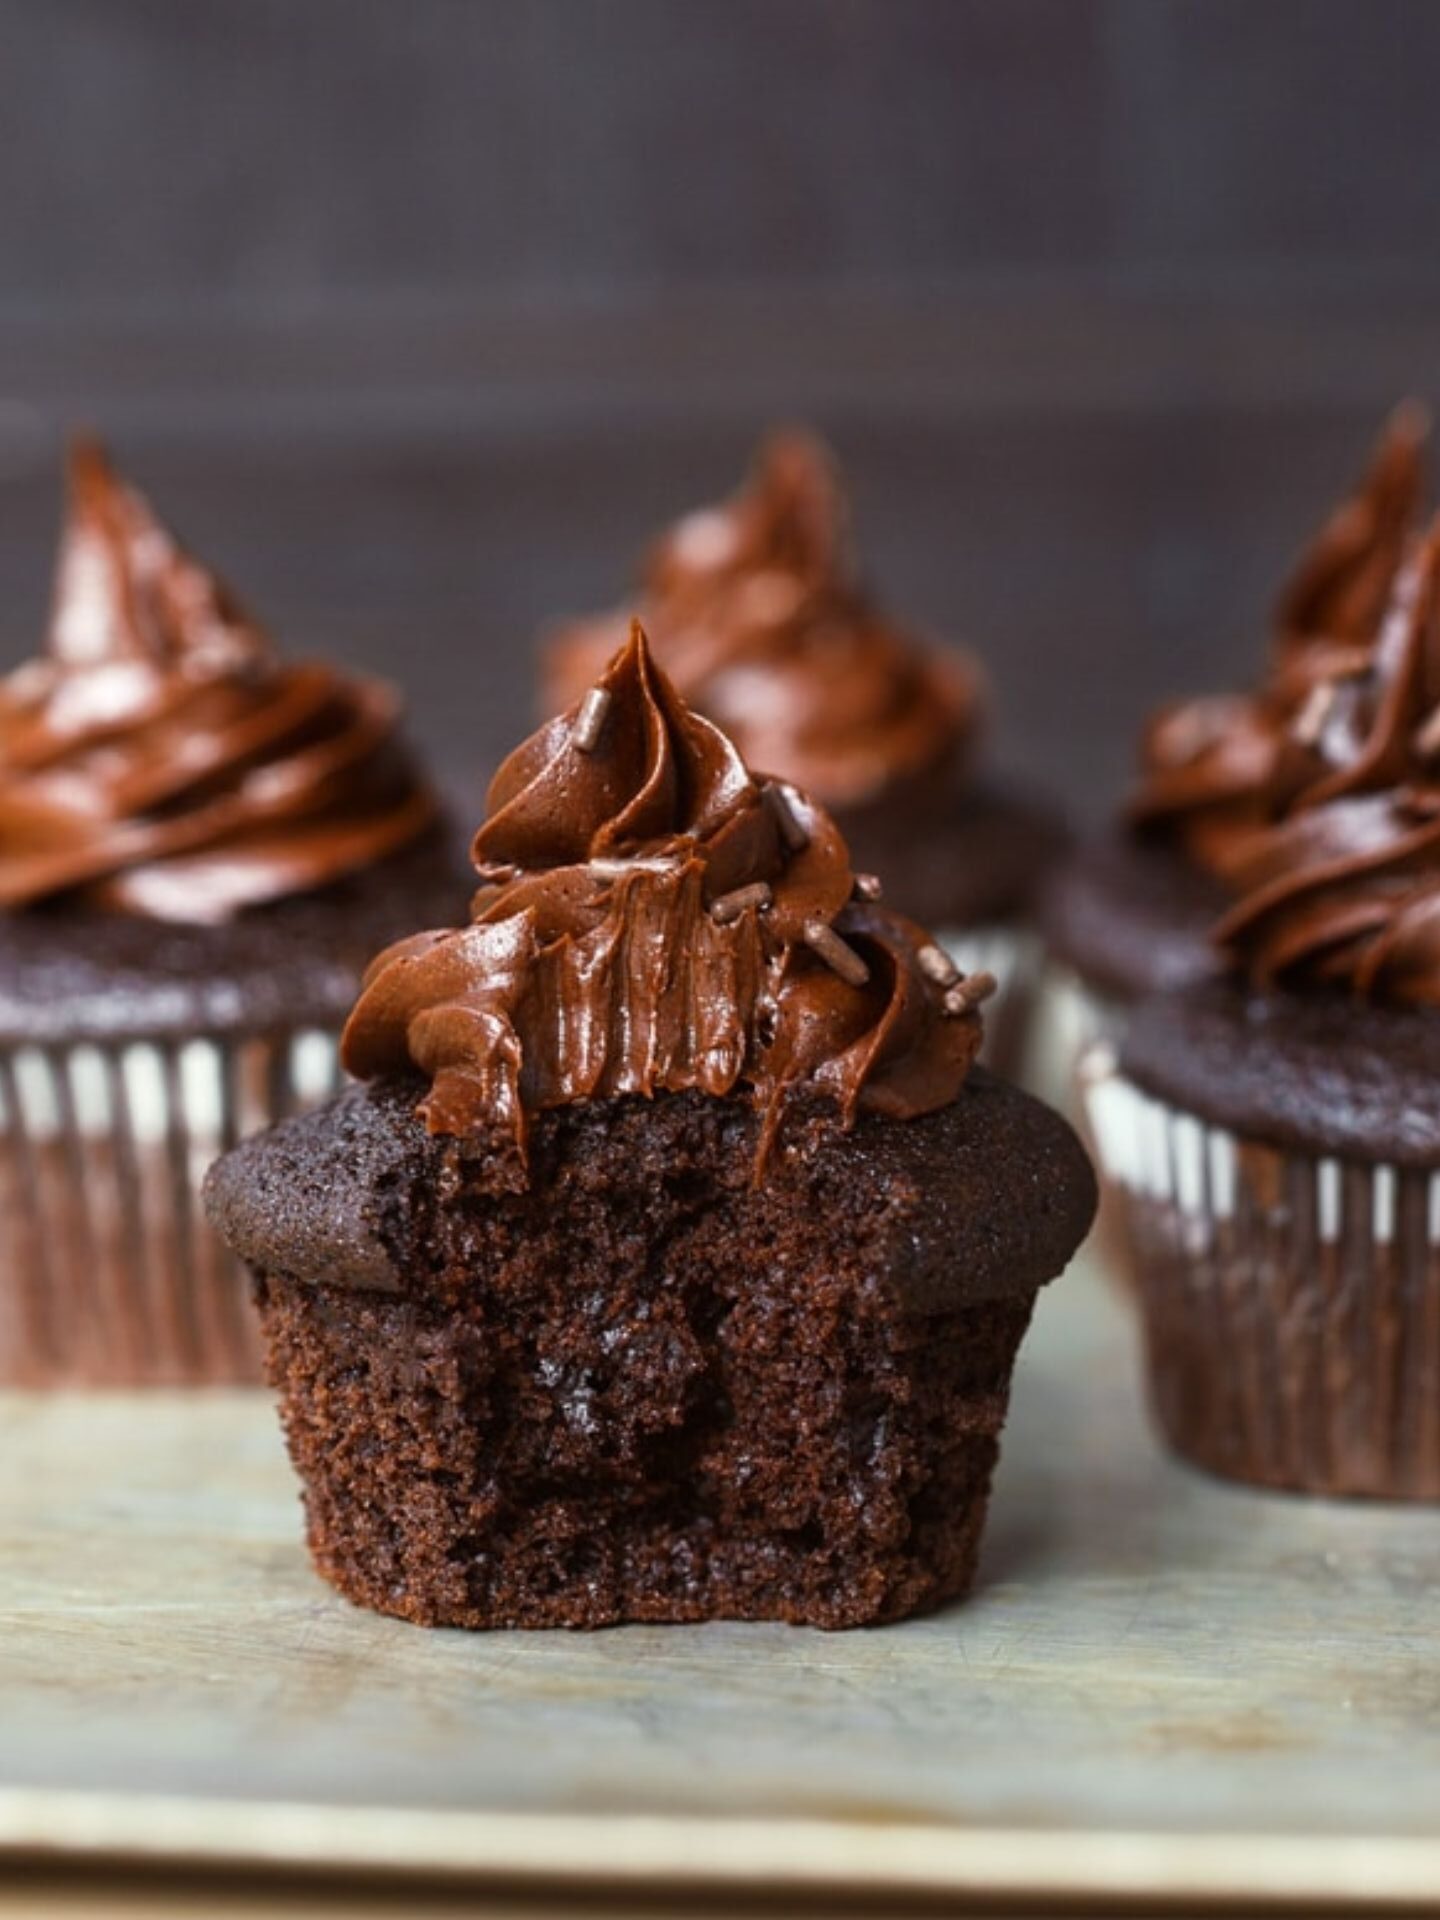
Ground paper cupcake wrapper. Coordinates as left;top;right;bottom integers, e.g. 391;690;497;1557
0;1027;344;1387
1028;967;1136;1279
934;923;1042;1081
1027;962;1128;1113
1083;1052;1440;1499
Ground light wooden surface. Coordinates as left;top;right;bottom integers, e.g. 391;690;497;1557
3;1257;1440;1914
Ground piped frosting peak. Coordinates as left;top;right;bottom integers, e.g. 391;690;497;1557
0;440;437;923
544;432;980;809
1132;404;1431;869
1128;404;1440;1002
343;624;985;1180
1214;526;1440;1001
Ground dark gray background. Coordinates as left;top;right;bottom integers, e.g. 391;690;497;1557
3;0;1440;815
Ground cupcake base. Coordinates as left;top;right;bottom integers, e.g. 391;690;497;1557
259;1272;1035;1630
0;1028;343;1386
207;1075;1096;1629
0;832;469;1387
1039;830;1225;1008
1088;987;1440;1499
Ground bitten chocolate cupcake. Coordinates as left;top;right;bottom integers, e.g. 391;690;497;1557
0;441;465;1387
1043;404;1429;1067
206;626;1094;1629
1087;523;1440;1498
544;432;1065;1071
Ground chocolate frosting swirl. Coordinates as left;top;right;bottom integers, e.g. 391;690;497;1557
1274;401;1429;653
1130;404;1430;872
0;441;437;923
544;432;980;809
1213;530;1440;1001
1124;405;1440;1002
344;625;982;1180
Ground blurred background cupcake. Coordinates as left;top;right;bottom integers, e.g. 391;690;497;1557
544;431;1066;1072
0;441;466;1386
1042;404;1430;1084
1086;518;1440;1498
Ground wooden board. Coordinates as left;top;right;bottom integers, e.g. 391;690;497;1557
3;1256;1440;1914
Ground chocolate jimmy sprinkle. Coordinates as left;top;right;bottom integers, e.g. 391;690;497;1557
764;781;811;853
852;873;883;901
573;686;612;753
709;881;772;925
943;971;998;1017
803;916;870;987
916;942;959;988
589;854;683;878
1293;681;1338;749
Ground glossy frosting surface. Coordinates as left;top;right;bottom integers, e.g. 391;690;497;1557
1131;405;1428;864
544;433;980;809
1129;406;1440;1002
344;627;982;1178
0;442;437;923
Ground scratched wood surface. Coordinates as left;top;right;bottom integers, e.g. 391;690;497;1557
3;1256;1440;1912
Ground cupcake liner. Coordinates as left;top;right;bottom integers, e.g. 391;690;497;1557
1028;961;1128;1114
934;923;1043;1081
1083;1050;1440;1499
0;1026;344;1387
1029;966;1135;1279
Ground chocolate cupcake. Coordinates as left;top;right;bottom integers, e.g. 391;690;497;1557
206;626;1094;1628
0;441;465;1386
1087;522;1440;1498
1044;407;1429;1060
544;432;1065;1071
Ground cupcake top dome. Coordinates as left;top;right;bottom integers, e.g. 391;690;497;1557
0;440;438;924
344;624;988;1183
543;431;981;810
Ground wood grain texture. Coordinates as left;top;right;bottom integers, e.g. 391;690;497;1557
3;1258;1440;1908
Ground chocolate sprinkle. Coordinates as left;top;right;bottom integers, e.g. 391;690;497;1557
573;686;612;753
710;881;773;925
803;916;870;987
1293;680;1338;748
764;781;811;853
917;943;960;988
943;971;998;1016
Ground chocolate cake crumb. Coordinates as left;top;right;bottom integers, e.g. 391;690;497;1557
207;1074;1094;1630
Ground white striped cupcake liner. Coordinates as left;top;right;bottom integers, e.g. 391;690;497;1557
1027;962;1128;1114
1082;1047;1440;1499
0;1027;344;1387
1031;966;1135;1274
